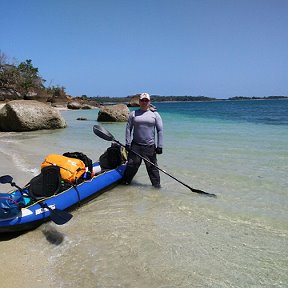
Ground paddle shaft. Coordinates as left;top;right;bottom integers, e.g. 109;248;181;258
113;139;216;197
92;125;216;197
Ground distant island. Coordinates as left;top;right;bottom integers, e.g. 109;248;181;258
227;96;288;101
82;95;288;104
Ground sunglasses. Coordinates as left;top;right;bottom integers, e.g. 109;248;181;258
140;99;149;102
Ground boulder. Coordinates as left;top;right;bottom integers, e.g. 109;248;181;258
0;100;66;132
67;101;82;110
84;100;100;108
97;104;129;122
67;99;97;110
81;104;94;110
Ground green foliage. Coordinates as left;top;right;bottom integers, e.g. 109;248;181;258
0;52;47;97
228;96;288;100
0;64;19;91
17;59;45;95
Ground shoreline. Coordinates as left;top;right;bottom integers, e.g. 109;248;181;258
0;146;32;186
1;96;288;109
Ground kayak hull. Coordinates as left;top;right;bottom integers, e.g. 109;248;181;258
0;163;126;234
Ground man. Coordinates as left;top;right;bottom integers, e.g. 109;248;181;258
123;93;163;188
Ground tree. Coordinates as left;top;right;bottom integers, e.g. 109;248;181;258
17;59;45;96
0;51;19;96
0;52;47;97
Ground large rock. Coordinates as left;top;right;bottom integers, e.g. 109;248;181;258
0;100;67;132
97;104;129;122
81;104;94;110
67;101;82;110
67;101;94;110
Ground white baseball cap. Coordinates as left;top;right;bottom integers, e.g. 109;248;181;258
139;93;150;100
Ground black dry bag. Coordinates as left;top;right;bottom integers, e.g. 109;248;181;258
99;144;122;169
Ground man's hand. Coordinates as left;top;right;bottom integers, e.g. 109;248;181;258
156;147;163;154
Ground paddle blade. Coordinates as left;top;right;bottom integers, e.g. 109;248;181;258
0;175;13;184
93;125;115;141
49;208;73;225
190;187;217;198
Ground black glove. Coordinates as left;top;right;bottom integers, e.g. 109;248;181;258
156;147;163;154
125;144;131;152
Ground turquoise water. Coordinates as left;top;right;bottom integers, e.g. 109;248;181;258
158;99;288;125
1;99;287;287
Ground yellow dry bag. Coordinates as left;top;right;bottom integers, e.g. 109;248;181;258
41;154;86;184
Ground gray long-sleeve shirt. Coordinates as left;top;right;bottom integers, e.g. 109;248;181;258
125;109;163;148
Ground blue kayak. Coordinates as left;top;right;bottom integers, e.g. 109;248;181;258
0;162;126;234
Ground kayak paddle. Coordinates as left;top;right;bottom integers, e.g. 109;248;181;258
93;125;216;197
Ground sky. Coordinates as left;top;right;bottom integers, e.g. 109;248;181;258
1;0;288;99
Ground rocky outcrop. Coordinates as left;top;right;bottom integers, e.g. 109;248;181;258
128;95;140;107
67;101;82;110
0;87;70;107
0;100;66;132
67;99;98;110
23;91;49;102
81;104;94;109
0;88;22;101
49;95;70;106
97;104;129;122
0;88;102;110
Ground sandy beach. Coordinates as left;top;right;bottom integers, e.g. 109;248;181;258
0;230;53;288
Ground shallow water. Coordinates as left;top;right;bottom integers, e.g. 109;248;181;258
1;100;287;287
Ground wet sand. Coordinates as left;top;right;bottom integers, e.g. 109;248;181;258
0;152;53;288
0;232;52;288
